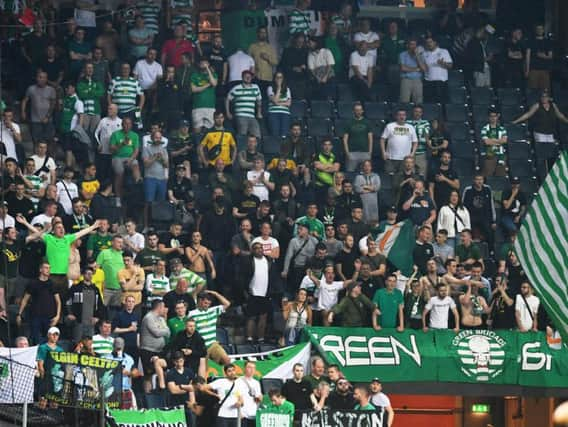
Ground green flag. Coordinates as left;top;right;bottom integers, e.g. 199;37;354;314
514;151;568;342
107;407;186;427
373;219;415;276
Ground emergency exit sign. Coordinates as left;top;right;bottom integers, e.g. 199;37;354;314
472;404;491;413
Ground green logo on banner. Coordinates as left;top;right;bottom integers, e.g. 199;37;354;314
452;330;507;382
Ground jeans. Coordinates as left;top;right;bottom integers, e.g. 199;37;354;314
31;316;52;345
216;417;238;427
144;177;167;202
501;214;518;236
268;112;291;137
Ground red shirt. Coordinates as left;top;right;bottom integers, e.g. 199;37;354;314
161;39;194;67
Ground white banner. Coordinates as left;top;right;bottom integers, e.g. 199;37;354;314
0;346;38;403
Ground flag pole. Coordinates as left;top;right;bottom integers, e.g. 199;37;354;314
22;402;27;427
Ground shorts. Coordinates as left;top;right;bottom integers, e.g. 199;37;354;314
104;288;122;307
112;157;139;175
192;108;215;130
245;295;271;317
207;342;229;364
140;349;166;375
144;177;167;202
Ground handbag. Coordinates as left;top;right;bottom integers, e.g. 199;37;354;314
212;381;236;416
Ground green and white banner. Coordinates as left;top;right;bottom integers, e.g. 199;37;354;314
256;407;293;427
106;407;186;427
207;342;311;379
305;327;568;387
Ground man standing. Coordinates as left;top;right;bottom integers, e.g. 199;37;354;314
142;130;169;229
169;318;207;377
373;274;404;331
94;104;122;182
281;363;312;416
191;57;218;134
107;62;145;120
400;39;426;104
0;109;22;162
459;281;491;329
93;319;114;356
236;361;262;427
66;267;105;343
118;251;145;311
353;385;375;411
343;102;373;172
349;41;374;102
462;174;496;254
77;62;105;137
407;105;430;175
198;111;237;171
109;117;141;198
226;70;263;138
526;23;553;91
515;281;539;332
133;48;163;115
112;295;140;364
248;27;278;96
422;36;453;103
370;378;395;427
480;109;508;177
21;71;56;142
97;235;126;313
328;282;377;327
428;150;459;209
140;300;171;392
380;109;418;188
207;364;243;427
422;284;459;332
282;222;318;295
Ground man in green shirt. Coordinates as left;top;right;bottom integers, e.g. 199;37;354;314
293;203;325;240
353;384;376;411
77;61;105;136
480;109;508;177
407;105;430;175
343;102;373;172
372;274;404;330
190;57;218;134
328;282;379;327
86;217;112;259
20;216;100;299
456;229;483;267
96;235;125;312
167;300;189;336
382;21;406;86
264;389;295;425
109;117;141;198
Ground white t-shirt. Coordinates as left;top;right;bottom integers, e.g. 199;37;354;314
422;47;453;82
31;155;57;184
236;376;262;419
133;59;164;90
142;134;169;148
381;122;418;160
209;378;244;419
228;50;255;83
124;232;145;257
31;213;53;227
425;296;456;329
371;392;391;409
515;294;540;330
250;256;269;297
307;48;335;71
0;122;21;160
349;50;374;78
316;281;344;311
252;236;279;257
353;31;380;62
94;116;123;155
56;180;79;215
246;170;270;202
0;214;15;231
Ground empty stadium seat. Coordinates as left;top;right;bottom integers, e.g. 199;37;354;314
508;159;534;177
497;88;523;106
337;83;354;101
470;87;495;105
310;100;333;118
445;104;470;123
290;100;307;119
421;103;442;121
447;122;471;140
507;142;531;161
334;119;351;137
336;101;355;119
451;140;477;160
261;378;284;394
306;118;331;137
216;327;230;345
505;124;529;142
500;105;525;123
365;102;389;120
235;343;259;354
262;136;283;157
448;86;467;104
452;158;475;177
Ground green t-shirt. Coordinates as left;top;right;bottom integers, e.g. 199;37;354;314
260;400;295;425
408;119;430;155
109;130;140;159
37;343;63;362
96;248;125;290
87;232;113;259
372;288;403;328
43;233;77;275
168;316;188;336
345;117;371;152
354;402;376;411
191;71;217;109
456;243;482;262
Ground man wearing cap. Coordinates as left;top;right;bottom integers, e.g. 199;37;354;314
188;289;231;366
328;281;378;327
370;378;395;426
104;337;138;409
191;57;218;133
328;378;355;411
283;221;318;295
501;177;527;237
36;326;63;378
168;161;194;204
226;69;262;138
169;257;206;299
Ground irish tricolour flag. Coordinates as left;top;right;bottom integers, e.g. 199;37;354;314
374;219;415;276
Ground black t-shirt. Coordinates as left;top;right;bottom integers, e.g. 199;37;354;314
328;391;356;411
112;309;140;350
281;379;313;412
195;390;219;427
204;47;227;81
37;58;65;82
501;189;527;216
491;290;516;330
168;176;193;202
25;279;57;318
505;40;526;67
359;277;383;300
137;248;165;269
530;37;553;70
160;233;187;262
335;249;358;280
428;166;458;208
168;133;194;164
413;242;434;275
19;240;45;278
0;239;23;278
235;194;260;219
5;194;35;224
166;367;194;406
163;290;196;318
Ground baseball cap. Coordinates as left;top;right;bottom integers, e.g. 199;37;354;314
170;258;182;266
47;326;60;335
242;69;254;77
510;176;521;184
386;205;397;213
371;377;381;383
179;119;190;128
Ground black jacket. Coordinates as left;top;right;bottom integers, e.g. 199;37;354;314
66;281;106;321
169;329;207;372
239;254;277;297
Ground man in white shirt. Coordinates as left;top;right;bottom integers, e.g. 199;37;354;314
307;37;336;100
422;284;459;332
227;49;255;86
515;281;539;332
246;156;274;202
245;242;271;344
133;47;163;115
207;364;244;425
0;203;15;232
349;41;374;102
30;140;57;185
421;36;453;103
252;222;280;261
94;103;122;182
370;378;395;427
236;361;262;427
0;109;22;161
353;18;380;65
56;167;80;215
380;108;418;184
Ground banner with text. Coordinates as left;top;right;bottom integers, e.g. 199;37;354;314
207;342;311;380
0;346;38;403
107;406;186;427
304;327;568;387
43;352;123;409
299;409;384;427
256;407;293;427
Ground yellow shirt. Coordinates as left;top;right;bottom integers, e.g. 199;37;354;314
268;158;297;170
118;266;145;305
200;129;236;166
